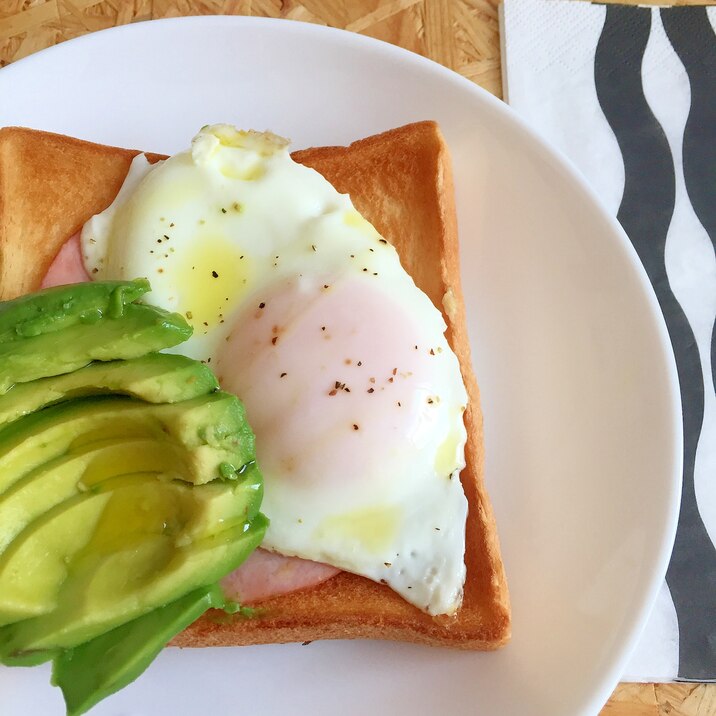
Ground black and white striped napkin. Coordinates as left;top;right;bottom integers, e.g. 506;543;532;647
500;0;716;682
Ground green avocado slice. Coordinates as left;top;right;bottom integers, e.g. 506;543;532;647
0;475;262;627
0;515;267;656
0;303;192;392
0;437;190;556
0;279;150;344
0;476;153;625
0;399;144;495
0;353;219;428
0;393;256;497
139;392;258;487
52;584;227;716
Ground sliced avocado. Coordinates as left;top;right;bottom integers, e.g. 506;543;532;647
0;278;267;711
0;353;218;428
0;515;267;655
156;391;258;486
0;437;189;555
0;646;57;667
0;475;261;627
0;393;255;497
0;475;159;625
0;279;150;344
0;398;149;496
52;584;226;716
0;303;192;392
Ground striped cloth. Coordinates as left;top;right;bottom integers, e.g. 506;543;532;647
501;0;716;682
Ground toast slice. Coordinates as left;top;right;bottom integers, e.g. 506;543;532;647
0;123;510;649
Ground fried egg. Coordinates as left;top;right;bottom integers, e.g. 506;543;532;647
82;125;469;615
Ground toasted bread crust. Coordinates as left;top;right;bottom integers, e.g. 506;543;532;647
0;122;510;649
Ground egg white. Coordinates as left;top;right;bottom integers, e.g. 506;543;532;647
82;125;470;615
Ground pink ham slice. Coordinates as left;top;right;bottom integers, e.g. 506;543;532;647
220;550;339;604
41;234;341;603
41;233;91;288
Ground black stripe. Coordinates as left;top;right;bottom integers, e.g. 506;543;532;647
595;6;716;680
661;9;716;246
661;8;716;396
659;7;716;680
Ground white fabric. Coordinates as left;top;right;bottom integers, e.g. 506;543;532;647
502;0;716;681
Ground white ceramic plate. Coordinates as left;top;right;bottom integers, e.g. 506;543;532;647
0;17;681;716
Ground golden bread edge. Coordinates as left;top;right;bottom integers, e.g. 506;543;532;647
0;123;510;649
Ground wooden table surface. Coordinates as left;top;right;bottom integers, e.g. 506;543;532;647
1;0;714;713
